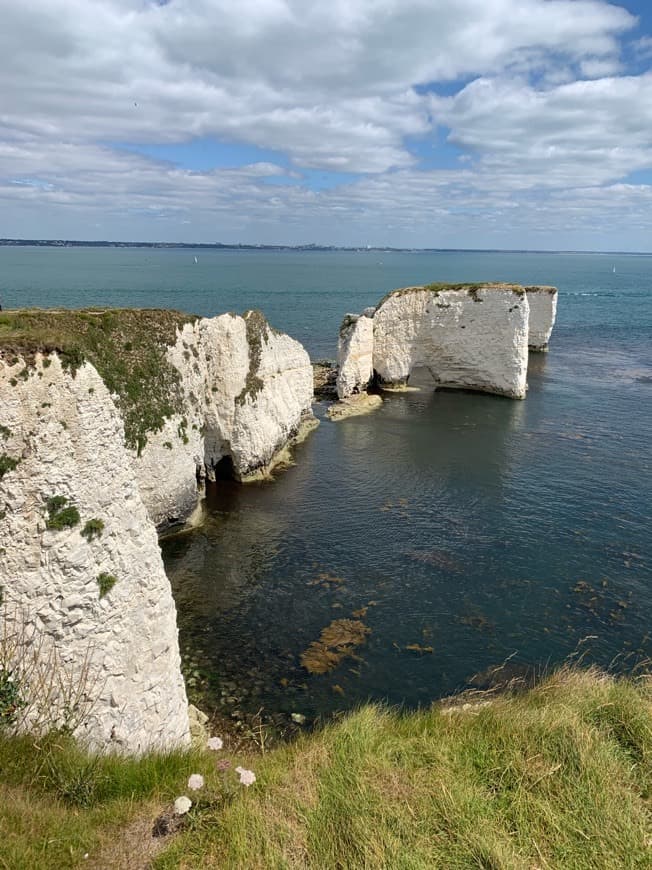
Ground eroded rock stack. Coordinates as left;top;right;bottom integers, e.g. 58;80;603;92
336;283;557;400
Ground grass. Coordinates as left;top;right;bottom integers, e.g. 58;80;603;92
376;282;527;309
0;308;197;452
0;732;206;870
0;668;650;869
235;310;273;406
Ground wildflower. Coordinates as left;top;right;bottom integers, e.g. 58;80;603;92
173;796;192;815
216;758;231;772
187;773;205;790
235;766;256;786
207;736;223;751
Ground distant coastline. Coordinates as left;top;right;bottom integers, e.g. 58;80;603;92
1;238;651;256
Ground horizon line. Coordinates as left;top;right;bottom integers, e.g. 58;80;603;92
1;238;651;256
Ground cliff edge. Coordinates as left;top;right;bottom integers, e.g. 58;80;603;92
0;307;314;752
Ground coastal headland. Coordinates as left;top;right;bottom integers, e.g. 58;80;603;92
0;286;557;753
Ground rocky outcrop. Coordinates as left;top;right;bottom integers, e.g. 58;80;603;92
312;361;338;398
326;392;383;420
135;311;315;528
337;284;548;400
0;356;190;753
0;308;315;752
525;286;558;351
336;312;374;400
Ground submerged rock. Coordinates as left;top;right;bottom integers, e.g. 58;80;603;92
300;618;371;675
326;392;383;421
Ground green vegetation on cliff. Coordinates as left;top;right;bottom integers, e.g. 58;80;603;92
0;308;197;453
376;282;527;309
235;309;279;406
0;668;650;869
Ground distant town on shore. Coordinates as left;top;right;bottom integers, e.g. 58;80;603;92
0;238;650;255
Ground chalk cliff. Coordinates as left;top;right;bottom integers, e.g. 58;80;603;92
336;311;374;400
525;286;558;351
135;310;315;528
0;356;190;753
336;284;552;400
0;308;314;752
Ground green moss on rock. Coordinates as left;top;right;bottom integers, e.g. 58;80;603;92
236;309;270;406
0;308;197;452
45;495;80;531
376;282;526;310
0;454;19;481
97;572;117;598
81;518;104;542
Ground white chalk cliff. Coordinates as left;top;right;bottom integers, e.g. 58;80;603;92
135;310;315;529
0;309;314;752
525;286;558;351
337;284;557;400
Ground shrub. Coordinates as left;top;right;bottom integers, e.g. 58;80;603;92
97;573;117;598
0;454;19;480
45;495;80;531
81;518;104;542
0;665;24;728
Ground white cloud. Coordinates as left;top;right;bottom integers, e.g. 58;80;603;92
0;0;636;171
431;73;652;188
0;0;651;248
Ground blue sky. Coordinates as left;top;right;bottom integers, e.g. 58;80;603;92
1;0;652;249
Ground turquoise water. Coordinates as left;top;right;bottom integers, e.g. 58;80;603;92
3;247;651;721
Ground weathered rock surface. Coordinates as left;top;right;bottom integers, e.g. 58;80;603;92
312;360;338;398
525;286;558;351
336;314;374;399
326;392;383;421
337;284;544;400
0;356;190;753
0;308;315;752
136;311;314;528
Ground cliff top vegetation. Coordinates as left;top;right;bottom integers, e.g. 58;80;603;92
0;667;650;868
376;282;534;309
0;308;197;453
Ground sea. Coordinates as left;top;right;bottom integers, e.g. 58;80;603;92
2;246;651;723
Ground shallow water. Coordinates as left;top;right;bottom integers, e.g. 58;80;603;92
2;246;651;720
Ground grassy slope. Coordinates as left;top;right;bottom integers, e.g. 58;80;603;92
1;668;650;869
0;308;196;452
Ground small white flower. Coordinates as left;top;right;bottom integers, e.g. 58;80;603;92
207;736;223;751
235;766;256;787
174;796;192;815
187;773;205;791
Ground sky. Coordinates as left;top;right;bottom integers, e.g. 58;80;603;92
1;0;652;250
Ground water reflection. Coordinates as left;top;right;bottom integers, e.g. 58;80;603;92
162;336;652;726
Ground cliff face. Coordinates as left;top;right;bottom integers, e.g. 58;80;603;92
135;311;314;528
0;356;190;753
0;308;314;752
525;286;558;351
336;312;374;400
337;284;550;400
